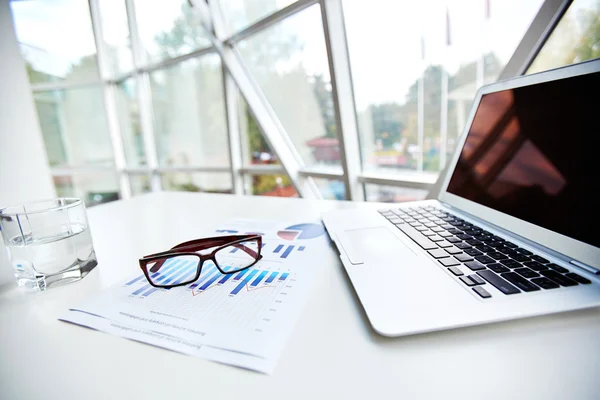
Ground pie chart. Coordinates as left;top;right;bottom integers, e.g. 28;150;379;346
277;223;326;241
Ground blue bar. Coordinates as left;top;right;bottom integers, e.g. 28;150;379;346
162;261;197;285
132;284;152;296
233;269;250;281
279;272;289;281
229;247;239;253
218;273;235;284
251;271;268;287
273;244;284;253
265;271;278;284
298;246;305;251
131;260;185;295
281;245;294;259
261;243;266;248
199;272;223;291
231;269;258;295
189;265;217;289
125;275;146;286
152;260;186;283
141;287;160;297
171;262;200;285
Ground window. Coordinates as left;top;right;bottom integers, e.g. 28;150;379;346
216;0;297;34
344;0;544;176
528;0;600;74
11;0;581;205
11;0;100;84
33;87;114;167
150;55;229;167
134;0;210;65
237;5;339;168
161;172;232;194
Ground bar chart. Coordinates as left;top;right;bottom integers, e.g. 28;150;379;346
125;261;290;299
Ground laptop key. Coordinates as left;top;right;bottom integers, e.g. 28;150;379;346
428;249;450;259
465;248;483;256
565;273;591;284
460;276;477;286
466;239;482;246
469;274;486;285
487;251;509;260
474;244;494;253
510;253;531;262
501;272;541;292
546;263;569;274
500;259;521;268
445;247;463;255
516;248;533;256
446;237;462;243
455;254;474;262
448;266;464;276
523;261;549;271
473;286;492;299
540;270;578;287
439;258;461;267
436;240;453;248
455;242;471;250
488;264;510;273
396;225;438;250
464;261;486;271
530;255;549;264
514;267;539;278
475;255;496;264
477;270;521;295
530;277;560;289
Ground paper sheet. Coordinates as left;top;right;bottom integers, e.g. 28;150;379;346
59;219;330;374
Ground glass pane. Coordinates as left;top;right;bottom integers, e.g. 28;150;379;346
129;174;151;196
34;87;114;167
312;178;345;200
528;0;600;74
245;175;298;197
239;96;279;165
216;0;296;34
161;172;232;194
134;0;211;65
116;79;145;165
10;0;100;84
365;184;428;203
98;0;133;77
53;173;120;207
345;0;543;174
237;5;339;167
150;55;229;167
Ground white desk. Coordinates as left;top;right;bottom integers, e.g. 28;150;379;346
1;192;599;399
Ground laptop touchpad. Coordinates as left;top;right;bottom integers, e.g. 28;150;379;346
338;227;417;265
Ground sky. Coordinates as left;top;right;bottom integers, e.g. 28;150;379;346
9;0;587;108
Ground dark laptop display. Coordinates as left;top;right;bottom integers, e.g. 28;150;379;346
446;71;600;248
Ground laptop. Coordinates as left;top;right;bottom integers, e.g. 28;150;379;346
322;58;600;337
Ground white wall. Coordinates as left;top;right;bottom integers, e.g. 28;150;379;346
0;0;56;286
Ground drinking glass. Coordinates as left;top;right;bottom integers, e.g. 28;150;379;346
0;198;98;291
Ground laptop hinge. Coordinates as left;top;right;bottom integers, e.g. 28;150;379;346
569;260;600;275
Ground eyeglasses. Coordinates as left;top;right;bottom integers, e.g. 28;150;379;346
139;235;263;288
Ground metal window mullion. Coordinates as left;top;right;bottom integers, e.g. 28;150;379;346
89;0;131;199
319;0;364;201
30;79;103;92
125;0;161;191
195;8;319;199
207;0;243;195
224;0;318;45
135;73;161;191
499;0;571;79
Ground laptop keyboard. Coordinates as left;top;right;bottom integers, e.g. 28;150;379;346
378;205;592;299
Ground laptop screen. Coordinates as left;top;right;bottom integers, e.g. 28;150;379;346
446;70;600;248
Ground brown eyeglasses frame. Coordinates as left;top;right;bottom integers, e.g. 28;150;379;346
138;234;263;288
